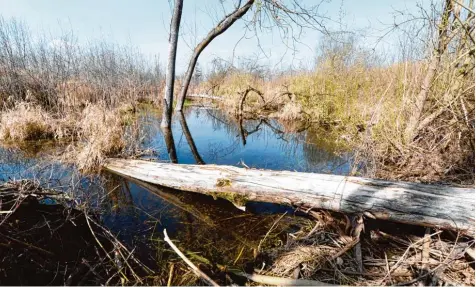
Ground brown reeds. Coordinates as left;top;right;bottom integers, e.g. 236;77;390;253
194;3;474;184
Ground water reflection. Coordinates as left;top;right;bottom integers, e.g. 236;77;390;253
178;112;205;164
136;107;352;174
161;126;178;163
103;174;306;269
0;105;354;279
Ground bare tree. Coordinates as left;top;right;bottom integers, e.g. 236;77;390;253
404;0;452;142
161;0;184;128
175;0;330;112
175;0;255;112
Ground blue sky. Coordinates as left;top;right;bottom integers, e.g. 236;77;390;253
0;0;430;72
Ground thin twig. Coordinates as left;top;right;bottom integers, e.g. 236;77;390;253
257;211;287;253
163;229;220;287
377;230;443;285
167;263;175;287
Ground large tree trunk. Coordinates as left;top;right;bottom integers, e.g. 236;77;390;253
105;159;475;237
175;0;255;112
160;0;184;128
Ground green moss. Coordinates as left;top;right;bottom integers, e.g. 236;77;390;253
210;191;249;207
215;178;232;187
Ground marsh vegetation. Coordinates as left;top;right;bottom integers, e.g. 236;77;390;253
0;0;474;285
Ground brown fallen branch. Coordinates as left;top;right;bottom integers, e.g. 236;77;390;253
105;159;475;237
163;229;219;287
377;230;443;285
351;214;365;273
237;86;265;117
318;267;414;278
419;227;432;285
328;238;360;262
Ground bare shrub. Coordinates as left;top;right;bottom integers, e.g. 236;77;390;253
0;17;163;113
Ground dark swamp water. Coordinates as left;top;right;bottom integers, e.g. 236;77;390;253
0;106;355;285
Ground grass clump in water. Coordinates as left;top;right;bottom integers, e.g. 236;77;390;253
0;101;138;173
210;191;249;207
0;102;55;141
73;104;127;172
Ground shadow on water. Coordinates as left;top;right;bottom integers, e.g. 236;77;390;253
105;175;306;268
0;105;353;284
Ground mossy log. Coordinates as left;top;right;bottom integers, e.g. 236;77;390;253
105;159;475;236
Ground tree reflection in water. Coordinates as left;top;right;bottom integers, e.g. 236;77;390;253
179;112;205;164
161;126;178;163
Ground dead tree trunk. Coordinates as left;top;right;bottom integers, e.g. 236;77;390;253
160;0;184;128
105;159;475;237
237;86;265;117
175;0;255;112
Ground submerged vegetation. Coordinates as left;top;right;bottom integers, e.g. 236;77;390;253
1;179;474;285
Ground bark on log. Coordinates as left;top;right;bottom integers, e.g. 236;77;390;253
104;159;475;236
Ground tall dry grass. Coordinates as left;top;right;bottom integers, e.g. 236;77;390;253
199;27;474;183
0;101;137;172
0;103;55;141
0;17;160;172
73;104;127;171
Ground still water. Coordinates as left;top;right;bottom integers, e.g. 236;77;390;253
0;106;353;273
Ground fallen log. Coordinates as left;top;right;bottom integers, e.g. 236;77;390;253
104;159;475;236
